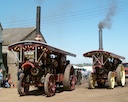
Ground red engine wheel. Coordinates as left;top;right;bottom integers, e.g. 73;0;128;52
63;64;76;91
44;73;56;97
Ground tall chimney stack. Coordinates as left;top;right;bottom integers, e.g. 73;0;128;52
99;29;103;50
36;6;41;34
35;6;42;41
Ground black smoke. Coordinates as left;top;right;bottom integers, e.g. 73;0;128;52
98;0;117;29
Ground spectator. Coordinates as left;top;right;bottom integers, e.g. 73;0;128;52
0;69;3;88
3;76;10;88
8;74;15;88
77;69;82;85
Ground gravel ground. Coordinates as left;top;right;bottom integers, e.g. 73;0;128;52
0;79;128;102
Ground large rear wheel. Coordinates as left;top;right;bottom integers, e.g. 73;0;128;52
44;73;56;97
116;64;125;86
63;64;76;91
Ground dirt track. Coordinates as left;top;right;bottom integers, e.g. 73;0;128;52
0;79;128;102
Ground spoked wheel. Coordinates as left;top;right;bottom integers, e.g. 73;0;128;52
70;75;76;90
63;64;76;91
44;73;56;97
108;71;115;89
116;64;125;86
17;73;29;96
88;73;95;89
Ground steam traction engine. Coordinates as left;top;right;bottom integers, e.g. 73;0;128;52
83;29;125;89
8;40;76;96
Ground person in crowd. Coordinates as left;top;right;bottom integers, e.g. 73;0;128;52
77;69;82;85
3;74;15;88
0;69;3;88
3;75;10;88
8;74;15;88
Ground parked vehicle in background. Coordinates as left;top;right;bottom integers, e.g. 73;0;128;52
83;29;126;89
122;63;128;77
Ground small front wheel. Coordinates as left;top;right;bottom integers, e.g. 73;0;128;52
88;73;95;89
17;73;29;96
108;71;115;89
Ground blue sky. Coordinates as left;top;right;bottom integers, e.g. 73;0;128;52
0;0;128;64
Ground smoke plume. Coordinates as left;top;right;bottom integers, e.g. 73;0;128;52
98;0;117;29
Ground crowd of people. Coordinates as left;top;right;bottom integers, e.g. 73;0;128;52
75;69;82;85
0;69;15;88
75;68;91;85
